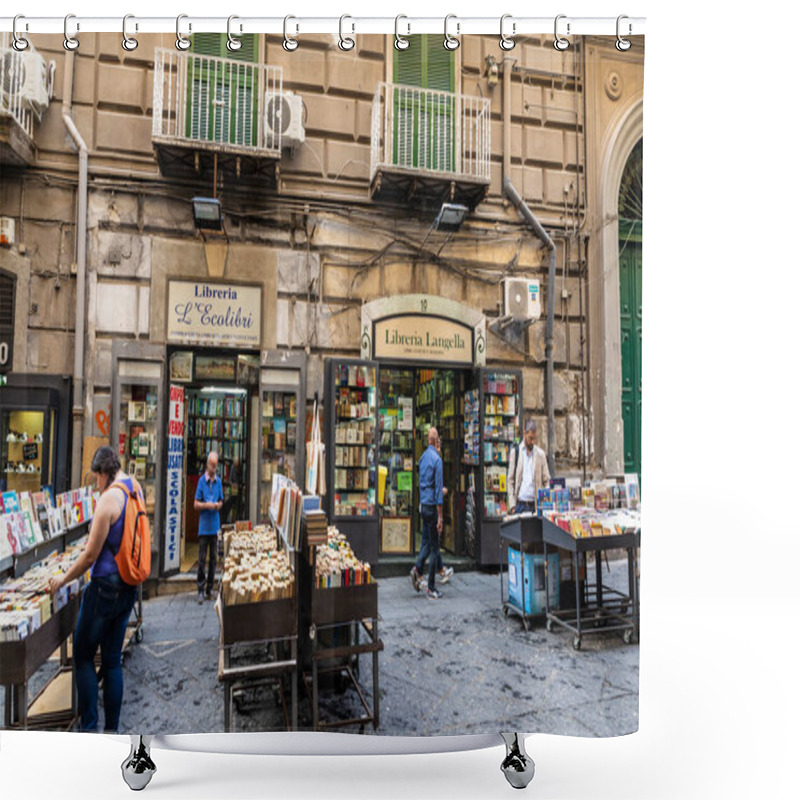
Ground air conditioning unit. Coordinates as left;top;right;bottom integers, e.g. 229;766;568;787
1;46;50;117
264;91;305;150
503;277;541;322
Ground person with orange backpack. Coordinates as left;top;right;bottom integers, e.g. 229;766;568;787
48;445;151;732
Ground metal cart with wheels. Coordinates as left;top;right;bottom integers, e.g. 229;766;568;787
499;515;544;632
542;518;640;650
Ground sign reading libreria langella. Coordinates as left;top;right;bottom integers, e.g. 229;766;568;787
168;281;262;347
373;315;473;364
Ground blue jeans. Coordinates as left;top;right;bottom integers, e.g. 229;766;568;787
514;500;537;514
73;572;138;732
415;505;441;592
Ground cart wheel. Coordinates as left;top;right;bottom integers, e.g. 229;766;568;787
572;635;582;651
545;618;553;633
623;629;632;644
134;627;144;643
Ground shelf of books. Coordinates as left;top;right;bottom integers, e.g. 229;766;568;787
331;362;377;519
1;485;96;576
186;392;247;502
462;388;481;559
482;372;520;520
260;390;299;521
377;369;414;551
118;384;159;529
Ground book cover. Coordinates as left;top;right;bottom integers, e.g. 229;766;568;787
2;491;19;513
3;513;23;554
20;511;38;548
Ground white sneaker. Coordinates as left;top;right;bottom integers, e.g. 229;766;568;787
439;566;454;584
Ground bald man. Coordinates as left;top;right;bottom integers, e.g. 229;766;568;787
411;427;445;599
194;451;224;604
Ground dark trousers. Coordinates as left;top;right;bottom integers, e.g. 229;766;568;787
514;499;537;514
415;505;441;592
197;533;218;595
73;572;138;732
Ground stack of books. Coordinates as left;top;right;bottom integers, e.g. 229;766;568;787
303;509;328;547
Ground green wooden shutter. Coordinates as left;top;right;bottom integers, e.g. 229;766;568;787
392;35;455;172
186;33;259;146
619;219;642;481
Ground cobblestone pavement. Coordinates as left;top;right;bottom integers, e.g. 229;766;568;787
4;559;638;736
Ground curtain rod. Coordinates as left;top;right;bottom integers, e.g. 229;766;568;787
0;16;646;37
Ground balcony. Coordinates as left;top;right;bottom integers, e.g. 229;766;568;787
370;82;491;212
152;48;284;187
1;35;49;167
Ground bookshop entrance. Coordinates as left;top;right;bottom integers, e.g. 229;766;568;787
167;348;260;573
378;366;468;559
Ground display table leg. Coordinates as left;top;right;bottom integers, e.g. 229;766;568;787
499;732;535;789
312;634;319;731
372;617;380;730
595;548;603;610
291;638;298;731
121;735;156;791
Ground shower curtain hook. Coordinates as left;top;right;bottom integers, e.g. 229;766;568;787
122;15;139;51
339;15;355;51
444;14;460;51
499;14;516;51
394;15;410;51
283;15;299;51
227;15;242;51
616;15;632;51
554;14;570;51
176;14;191;51
64;14;80;51
12;15;30;51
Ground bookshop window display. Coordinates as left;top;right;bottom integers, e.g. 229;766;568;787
0;375;71;498
323;359;523;567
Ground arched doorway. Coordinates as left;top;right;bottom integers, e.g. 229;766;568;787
618;139;642;479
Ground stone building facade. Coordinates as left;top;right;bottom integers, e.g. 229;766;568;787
1;31;644;495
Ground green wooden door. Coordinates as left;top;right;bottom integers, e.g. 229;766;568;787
187;33;259;147
392;35;455;172
619;219;642;479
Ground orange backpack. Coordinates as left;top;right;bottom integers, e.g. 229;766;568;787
109;479;152;586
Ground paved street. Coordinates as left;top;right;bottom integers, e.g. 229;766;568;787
5;558;638;736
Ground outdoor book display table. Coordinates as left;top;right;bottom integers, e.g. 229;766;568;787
216;523;299;733
541;517;640;650
305;570;382;732
0;519;91;730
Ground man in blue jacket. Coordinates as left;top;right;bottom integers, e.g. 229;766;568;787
194;451;223;604
411;427;445;599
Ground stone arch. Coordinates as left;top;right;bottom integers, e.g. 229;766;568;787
596;94;643;475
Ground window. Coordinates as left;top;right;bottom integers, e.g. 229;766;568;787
186;33;259;147
0;269;15;373
392;35;456;173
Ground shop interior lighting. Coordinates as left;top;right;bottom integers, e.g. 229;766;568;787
433;203;469;232
200;386;248;394
192;197;223;230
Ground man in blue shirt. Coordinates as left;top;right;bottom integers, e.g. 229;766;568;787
411;427;444;599
194;451;224;604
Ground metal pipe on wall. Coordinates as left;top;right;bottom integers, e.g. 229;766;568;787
502;177;556;478
62;51;88;488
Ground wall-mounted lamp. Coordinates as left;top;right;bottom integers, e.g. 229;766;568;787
434;203;469;232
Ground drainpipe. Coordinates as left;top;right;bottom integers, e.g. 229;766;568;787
503;177;557;478
62;52;88;488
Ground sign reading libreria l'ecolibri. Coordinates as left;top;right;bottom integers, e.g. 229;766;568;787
164;384;184;573
167;281;262;347
373;315;473;365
